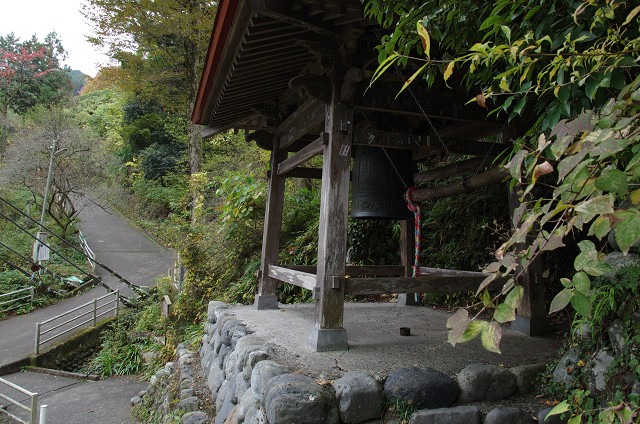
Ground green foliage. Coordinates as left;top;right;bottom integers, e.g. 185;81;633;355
83;0;216;112
215;170;267;241
421;182;509;270
72;88;125;151
542;265;640;423
365;0;640;354
120;101;175;155
382;398;418;423
127;170;189;218
0;32;72;118
85;311;149;377
348;220;399;265
85;280;201;379
138;142;186;180
67;70;88;95
0;187;92;312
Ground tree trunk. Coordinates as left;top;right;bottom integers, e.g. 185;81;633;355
185;36;203;176
0;103;8;148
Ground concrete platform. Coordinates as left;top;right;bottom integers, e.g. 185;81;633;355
232;302;560;379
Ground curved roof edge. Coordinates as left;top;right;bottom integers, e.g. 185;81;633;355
191;0;240;125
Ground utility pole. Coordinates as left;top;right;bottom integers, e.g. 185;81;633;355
34;133;65;266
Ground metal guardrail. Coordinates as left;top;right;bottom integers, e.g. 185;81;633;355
34;290;120;355
77;230;95;272
0;376;42;424
0;287;34;314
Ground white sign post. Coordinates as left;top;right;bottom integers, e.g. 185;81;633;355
32;232;50;262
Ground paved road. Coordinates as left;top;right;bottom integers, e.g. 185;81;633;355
0;195;174;370
0;371;146;424
79;198;175;298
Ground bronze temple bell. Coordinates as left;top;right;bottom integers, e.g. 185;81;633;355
351;146;413;220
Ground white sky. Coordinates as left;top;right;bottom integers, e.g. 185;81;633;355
0;0;114;77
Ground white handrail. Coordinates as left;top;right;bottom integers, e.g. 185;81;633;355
0;287;34;313
0;377;38;424
35;290;120;355
78;230;96;272
38;291;115;325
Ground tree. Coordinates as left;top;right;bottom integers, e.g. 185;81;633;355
0;107;106;238
364;0;640;347
68;70;89;95
366;3;640;419
82;0;217;178
0;32;72;143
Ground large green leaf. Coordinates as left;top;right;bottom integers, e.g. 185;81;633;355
459;320;487;344
494;303;515;323
504;285;524;308
585;77;599;99
546;401;571;420
574;195;614;221
572;271;590;295
582;259;614;277
588;216;611;240
447;308;470;346
570;290;592;318
615;213;640;254
595;169;628;194
481;321;502;354
549;288;572;314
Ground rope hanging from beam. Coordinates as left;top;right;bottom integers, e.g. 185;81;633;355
406;187;421;278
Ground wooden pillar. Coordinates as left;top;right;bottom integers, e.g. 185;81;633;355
308;81;352;352
397;219;420;306
502;121;549;336
255;141;287;310
508;187;550;336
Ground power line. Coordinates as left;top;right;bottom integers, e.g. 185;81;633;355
0;195;147;297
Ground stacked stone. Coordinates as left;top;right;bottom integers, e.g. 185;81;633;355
133;344;210;424
200;301;551;424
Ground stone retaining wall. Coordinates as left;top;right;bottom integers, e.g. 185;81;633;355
199;301;558;424
133;343;213;424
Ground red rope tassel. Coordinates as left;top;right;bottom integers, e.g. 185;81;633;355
406;187;421;278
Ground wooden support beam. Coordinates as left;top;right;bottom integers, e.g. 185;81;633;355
352;127;425;149
279;167;323;179
275;99;327;150
289;74;332;102
414;157;492;185
420;267;488;278
398;219;420;306
282;265;492;280
268;265;316;291
256;143;288;310
411;167;508;202
352;127;510;156
442;138;510;157
354;104;503;128
310;80;352;351
508;186;550;336
345;274;485;295
254;1;340;39
277;132;328;175
285;265;407;275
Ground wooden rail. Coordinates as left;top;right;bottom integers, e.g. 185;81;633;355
267;265;491;295
268;265;315;291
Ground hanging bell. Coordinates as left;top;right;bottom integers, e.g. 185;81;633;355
351;146;413;220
